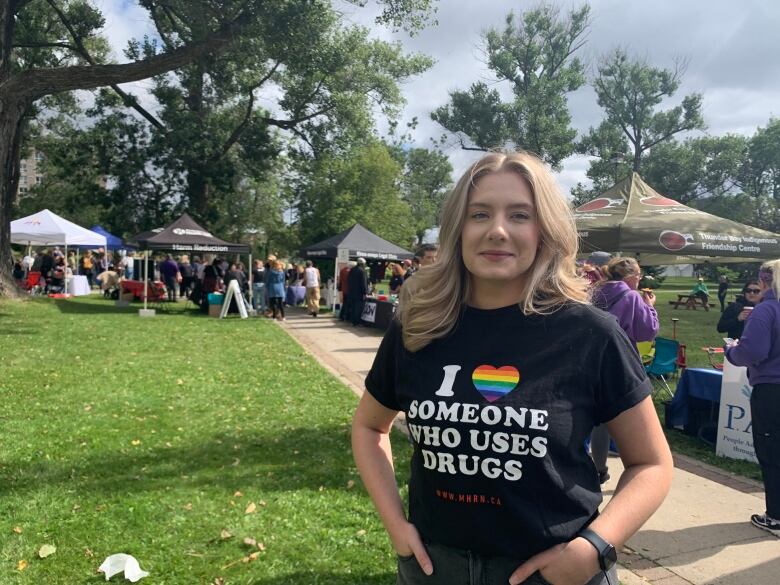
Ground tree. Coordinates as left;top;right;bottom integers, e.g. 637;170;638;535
296;141;416;249
587;49;704;172
0;0;437;297
398;147;452;244
431;3;590;168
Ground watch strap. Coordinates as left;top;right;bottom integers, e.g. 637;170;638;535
577;527;614;571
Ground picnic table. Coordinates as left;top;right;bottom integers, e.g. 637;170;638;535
669;294;714;311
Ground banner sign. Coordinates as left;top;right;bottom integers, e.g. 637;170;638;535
716;360;756;463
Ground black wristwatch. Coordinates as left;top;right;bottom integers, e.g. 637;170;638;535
577;527;617;571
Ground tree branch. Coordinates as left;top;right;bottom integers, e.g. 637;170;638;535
6;12;251;102
212;61;281;162
43;0;165;129
12;41;78;51
263;105;335;130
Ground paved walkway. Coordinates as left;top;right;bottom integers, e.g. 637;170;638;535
278;307;780;584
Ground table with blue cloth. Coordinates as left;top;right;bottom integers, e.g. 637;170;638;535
285;285;306;306
667;367;723;442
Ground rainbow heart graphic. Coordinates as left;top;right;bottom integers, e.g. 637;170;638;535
472;365;520;402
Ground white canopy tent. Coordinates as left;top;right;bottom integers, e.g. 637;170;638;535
11;209;107;294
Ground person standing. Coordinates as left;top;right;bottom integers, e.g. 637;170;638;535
717;280;761;340
717;273;730;312
251;259;267;314
178;255;194;299
348;257;368;326
726;260;780;537
304;260;321;317
159;254;180;302
338;261;355;321
267;259;287;321
590;257;659;483
352;151;672;585
79;250;95;288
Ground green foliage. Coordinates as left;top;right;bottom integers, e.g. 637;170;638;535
640;265;665;288
432;3;590;168
297;141;416;248
398;147;452;244
583;49;704;180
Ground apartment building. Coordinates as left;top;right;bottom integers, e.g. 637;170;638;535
17;149;44;198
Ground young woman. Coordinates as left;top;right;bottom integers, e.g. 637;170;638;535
352;151;673;585
717;280;761;340
267;260;287;321
590;257;659;484
726;260;780;537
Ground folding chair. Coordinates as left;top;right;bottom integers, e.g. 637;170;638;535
636;341;655;367
645;337;680;398
23;271;42;295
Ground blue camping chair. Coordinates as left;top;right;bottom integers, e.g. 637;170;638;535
645;337;680;398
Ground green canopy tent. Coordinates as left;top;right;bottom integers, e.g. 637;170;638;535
574;173;780;265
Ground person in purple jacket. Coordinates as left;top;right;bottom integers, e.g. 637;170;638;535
590;257;659;483
726;259;780;537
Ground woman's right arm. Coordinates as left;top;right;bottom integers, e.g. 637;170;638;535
352;392;433;575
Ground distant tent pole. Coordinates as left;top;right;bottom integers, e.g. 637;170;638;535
248;253;253;309
64;244;68;296
143;250;149;311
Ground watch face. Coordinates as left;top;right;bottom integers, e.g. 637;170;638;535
604;544;617;569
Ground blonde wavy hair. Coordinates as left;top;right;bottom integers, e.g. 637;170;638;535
397;151;589;352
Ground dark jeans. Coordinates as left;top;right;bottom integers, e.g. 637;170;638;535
396;541;616;585
717;287;728;311
751;383;780;518
164;276;178;301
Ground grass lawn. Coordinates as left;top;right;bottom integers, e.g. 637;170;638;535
0;296;411;584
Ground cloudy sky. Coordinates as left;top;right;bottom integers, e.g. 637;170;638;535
99;0;780;195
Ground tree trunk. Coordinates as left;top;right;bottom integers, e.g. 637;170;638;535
0;95;27;298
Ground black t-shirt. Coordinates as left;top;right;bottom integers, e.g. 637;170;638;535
365;302;651;559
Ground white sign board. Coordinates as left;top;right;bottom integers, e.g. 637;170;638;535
716;360;756;463
361;300;377;323
337;248;349;263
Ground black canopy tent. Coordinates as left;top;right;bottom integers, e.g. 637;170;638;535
301;224;414;310
128;213;250;314
129;213;249;253
301;223;413;261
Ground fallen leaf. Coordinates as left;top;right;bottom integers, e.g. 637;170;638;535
257;542;266;551
17;560;28;571
131;439;141;446
213;579;225;585
243;537;256;547
176;379;184;385
258;500;266;507
38;544;56;558
245;502;256;514
220;530;232;540
248;551;261;561
346;480;355;489
356;529;366;537
183;502;193;511
233;491;243;498
13;526;22;534
84;548;94;558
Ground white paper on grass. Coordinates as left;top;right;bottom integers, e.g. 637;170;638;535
98;554;149;582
